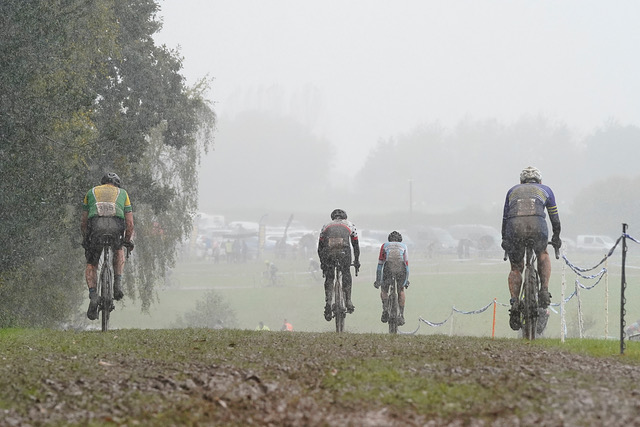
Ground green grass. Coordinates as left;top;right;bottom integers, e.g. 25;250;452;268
107;250;640;341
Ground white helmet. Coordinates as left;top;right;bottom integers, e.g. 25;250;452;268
520;166;541;184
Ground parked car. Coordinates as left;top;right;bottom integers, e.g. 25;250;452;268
576;235;616;252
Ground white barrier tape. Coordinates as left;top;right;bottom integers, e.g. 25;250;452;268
412;234;640;330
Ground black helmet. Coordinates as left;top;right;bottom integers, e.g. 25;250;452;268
388;231;402;242
101;172;122;187
330;209;347;220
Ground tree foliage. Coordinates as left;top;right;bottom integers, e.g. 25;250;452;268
0;0;215;326
171;290;238;329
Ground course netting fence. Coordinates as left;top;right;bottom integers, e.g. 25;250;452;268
407;224;638;353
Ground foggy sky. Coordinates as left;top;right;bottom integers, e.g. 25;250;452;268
153;1;640;215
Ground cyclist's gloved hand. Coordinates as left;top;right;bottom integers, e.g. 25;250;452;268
124;240;135;252
551;234;561;250
373;281;380;289
353;260;360;276
501;239;509;251
404;281;410;289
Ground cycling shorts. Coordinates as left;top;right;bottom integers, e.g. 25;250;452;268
84;217;125;265
381;265;406;294
503;216;548;264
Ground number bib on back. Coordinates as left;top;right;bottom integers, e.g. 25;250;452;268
514;198;537;216
96;201;117;217
328;237;346;248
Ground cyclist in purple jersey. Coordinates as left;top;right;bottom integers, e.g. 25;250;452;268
502;166;561;331
317;209;360;321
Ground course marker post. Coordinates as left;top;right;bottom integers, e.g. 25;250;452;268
491;298;496;339
620;223;628;355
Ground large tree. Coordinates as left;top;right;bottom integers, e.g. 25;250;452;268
0;0;215;327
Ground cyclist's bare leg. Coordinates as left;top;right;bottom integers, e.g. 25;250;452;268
537;250;551;292
398;287;406;325
343;269;354;312
380;289;389;322
323;273;333;321
380;290;389;308
85;263;100;320
537;249;552;307
85;264;98;290
508;260;524;300
113;248;125;275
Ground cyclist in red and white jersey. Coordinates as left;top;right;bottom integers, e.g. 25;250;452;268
317;209;360;321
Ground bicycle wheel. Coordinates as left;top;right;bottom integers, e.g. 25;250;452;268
99;246;114;332
521;265;538;340
334;268;345;333
388;290;398;334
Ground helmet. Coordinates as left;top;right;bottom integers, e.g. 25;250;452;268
520;166;541;184
330;209;347;220
101;172;122;187
388;231;403;242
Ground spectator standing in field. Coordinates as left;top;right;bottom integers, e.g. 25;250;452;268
281;319;293;331
255;321;270;331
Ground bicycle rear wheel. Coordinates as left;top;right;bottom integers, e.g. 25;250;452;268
388;284;399;334
98;246;114;332
334;269;345;333
521;265;539;340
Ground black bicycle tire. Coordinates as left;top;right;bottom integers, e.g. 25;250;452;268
388;281;398;334
334;267;347;332
100;246;114;332
521;249;538;340
334;267;345;332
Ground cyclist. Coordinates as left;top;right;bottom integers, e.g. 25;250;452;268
374;231;410;325
81;172;135;320
317;209;360;321
502;166;561;331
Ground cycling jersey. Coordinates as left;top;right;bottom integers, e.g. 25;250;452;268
83;184;132;219
502;182;561;260
503;183;558;221
376;241;409;287
317;219;359;262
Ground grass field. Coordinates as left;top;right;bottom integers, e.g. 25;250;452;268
109;247;640;341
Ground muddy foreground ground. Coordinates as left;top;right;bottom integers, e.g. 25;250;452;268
2;329;640;426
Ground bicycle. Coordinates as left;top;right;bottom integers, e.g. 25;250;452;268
95;235;131;332
505;241;559;340
385;278;410;334
330;259;358;333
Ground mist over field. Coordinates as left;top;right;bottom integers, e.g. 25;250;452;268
3;1;640;332
154;1;640;240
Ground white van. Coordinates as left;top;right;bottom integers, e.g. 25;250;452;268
576;235;616;251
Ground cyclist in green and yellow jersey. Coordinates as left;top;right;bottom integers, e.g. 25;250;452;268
81;172;135;320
